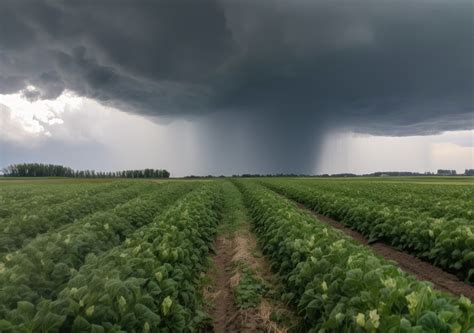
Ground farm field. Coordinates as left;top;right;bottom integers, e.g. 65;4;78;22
0;177;473;332
259;177;474;282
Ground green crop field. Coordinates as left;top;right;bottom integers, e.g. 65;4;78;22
0;177;473;332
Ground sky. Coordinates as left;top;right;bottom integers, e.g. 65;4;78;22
0;0;473;176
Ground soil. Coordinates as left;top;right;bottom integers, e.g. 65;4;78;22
205;235;237;333
296;203;474;301
229;230;292;333
205;228;294;332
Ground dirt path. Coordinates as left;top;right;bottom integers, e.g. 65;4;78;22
206;235;236;333
296;203;474;301
205;226;291;333
227;226;295;332
203;182;297;332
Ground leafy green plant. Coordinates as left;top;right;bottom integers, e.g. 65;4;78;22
261;179;474;282
0;182;149;255
2;183;222;332
236;180;474;332
0;182;196;322
233;262;268;309
0;181;115;221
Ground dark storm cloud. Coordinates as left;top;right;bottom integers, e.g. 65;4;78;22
0;0;472;173
0;0;233;114
0;75;25;94
215;0;474;134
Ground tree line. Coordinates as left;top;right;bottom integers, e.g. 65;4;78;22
464;169;474;176
1;163;170;178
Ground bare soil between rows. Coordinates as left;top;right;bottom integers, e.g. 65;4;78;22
206;235;237;333
296;203;474;301
205;230;292;332
206;234;265;333
231;231;293;333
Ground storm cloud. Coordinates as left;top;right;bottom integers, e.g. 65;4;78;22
0;0;473;173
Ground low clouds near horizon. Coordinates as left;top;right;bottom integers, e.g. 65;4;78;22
0;0;473;173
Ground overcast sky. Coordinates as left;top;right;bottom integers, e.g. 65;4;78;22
0;0;473;175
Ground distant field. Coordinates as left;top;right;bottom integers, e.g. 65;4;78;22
283;176;474;185
0;177;473;332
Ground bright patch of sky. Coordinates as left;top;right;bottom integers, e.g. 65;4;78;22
318;130;473;175
0;89;81;139
0;91;201;175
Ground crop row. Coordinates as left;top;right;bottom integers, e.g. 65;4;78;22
0;181;133;229
261;180;474;283
0;182;85;207
270;179;474;221
0;183;221;332
0;182;157;255
237;180;473;332
0;182;125;220
0;182;196;323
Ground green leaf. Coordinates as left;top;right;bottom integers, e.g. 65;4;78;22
161;296;173;316
91;324;105;333
40;312;66;332
417;311;448;332
16;301;36;320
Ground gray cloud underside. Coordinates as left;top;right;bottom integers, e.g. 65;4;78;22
0;0;473;173
1;0;472;132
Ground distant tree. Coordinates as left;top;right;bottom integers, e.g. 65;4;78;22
437;169;457;176
2;163;170;179
1;163;74;177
